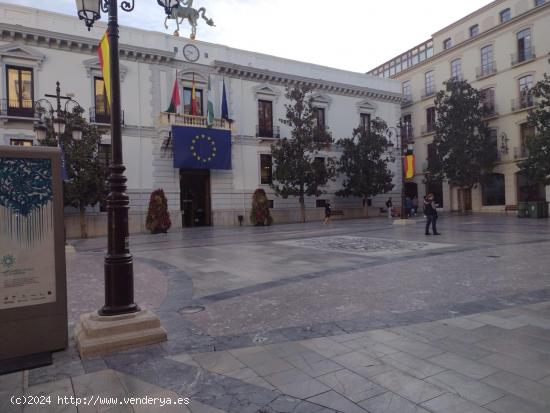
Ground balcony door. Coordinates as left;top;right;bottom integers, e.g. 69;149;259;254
6;65;33;117
94;77;110;123
258;100;273;137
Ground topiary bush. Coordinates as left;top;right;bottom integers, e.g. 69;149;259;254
250;188;273;226
145;188;171;234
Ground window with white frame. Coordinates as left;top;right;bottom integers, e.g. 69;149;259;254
450;59;462;80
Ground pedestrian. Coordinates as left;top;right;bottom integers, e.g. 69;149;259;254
323;200;332;225
424;193;441;235
386;197;393;218
411;195;418;216
405;196;412;218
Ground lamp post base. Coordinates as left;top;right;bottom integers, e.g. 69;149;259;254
74;310;167;358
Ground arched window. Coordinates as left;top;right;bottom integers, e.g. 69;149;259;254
482;173;505;206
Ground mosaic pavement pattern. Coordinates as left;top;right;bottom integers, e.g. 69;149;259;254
276;236;454;258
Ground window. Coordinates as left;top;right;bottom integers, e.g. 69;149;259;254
516;28;533;63
426;107;436;132
480;45;494;76
450;59;462;80
519;75;534;108
6;65;33;116
260;154;272;185
98;144;111;212
425;71;435;96
443;38;452;50
313;107;326;130
481;88;496;115
520;122;535;157
183;87;203;115
402;114;412;139
482;174;506;206
535;0;545;6
360;113;371;133
94;77;109;123
10;138;33;146
258;100;273;137
470;24;479;37
316;199;327;208
500;8;511;23
402;80;411;103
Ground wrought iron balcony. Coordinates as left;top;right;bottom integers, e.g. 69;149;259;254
476;61;497;79
482;104;499;118
401;124;414;140
401;95;413;107
256;125;280;139
158;112;231;129
0;99;35;118
511;47;536;66
421;124;435;135
420;88;435;100
89;107;125;125
511;94;534;112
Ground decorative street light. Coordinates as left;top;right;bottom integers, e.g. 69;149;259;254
34;81;84;144
73;0;180;317
388;124;414;220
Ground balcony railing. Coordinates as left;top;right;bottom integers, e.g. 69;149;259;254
0;99;35;118
158;112;231;129
256;125;280;139
421;124;435;135
482;104;499;118
401;125;414;140
401;96;413;107
514;146;528;159
511;94;534;112
421;88;435;100
511;47;536;66
476;61;497;79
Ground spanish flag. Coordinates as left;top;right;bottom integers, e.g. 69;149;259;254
97;31;111;105
404;155;415;179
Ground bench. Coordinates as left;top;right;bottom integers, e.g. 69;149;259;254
505;205;518;215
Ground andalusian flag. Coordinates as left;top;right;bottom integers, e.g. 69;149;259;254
404;154;415;179
166;78;180;113
97;31;111;105
190;74;197;116
206;75;214;127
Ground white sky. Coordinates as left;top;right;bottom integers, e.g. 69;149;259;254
3;0;494;73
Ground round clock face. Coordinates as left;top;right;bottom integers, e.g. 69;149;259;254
183;44;200;62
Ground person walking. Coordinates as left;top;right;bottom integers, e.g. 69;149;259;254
404;196;412;218
386;197;393;219
323;200;332;225
424;193;441;235
411;196;418;216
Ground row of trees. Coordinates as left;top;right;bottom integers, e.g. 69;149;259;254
270;87;395;223
426;74;550;205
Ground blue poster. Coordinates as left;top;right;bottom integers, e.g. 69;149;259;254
172;125;231;170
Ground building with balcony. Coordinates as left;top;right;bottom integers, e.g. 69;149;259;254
368;0;550;212
0;3;401;236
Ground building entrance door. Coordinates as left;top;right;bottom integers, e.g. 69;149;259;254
179;169;211;227
457;188;472;213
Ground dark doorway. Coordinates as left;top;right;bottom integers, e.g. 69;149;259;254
457;188;472;212
404;182;418;199
180;169;211;227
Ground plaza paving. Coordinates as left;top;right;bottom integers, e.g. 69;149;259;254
3;214;550;412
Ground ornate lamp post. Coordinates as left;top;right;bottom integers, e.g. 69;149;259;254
73;1;178;317
388;125;414;219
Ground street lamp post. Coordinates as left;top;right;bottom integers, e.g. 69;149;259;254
388;125;413;220
73;1;181;317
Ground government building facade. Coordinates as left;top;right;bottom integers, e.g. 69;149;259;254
369;0;550;212
0;3;401;236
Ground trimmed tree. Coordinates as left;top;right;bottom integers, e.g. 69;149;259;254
336;118;394;217
270;86;336;223
145;188;171;233
250;188;273;226
518;73;550;189
40;108;105;238
430;78;497;209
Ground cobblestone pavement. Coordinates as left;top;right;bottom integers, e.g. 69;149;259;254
2;214;550;412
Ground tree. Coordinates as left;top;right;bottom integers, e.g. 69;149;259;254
518;74;550;189
270;86;336;223
336;118;394;216
40;108;105;238
250;188;273;226
429;78;496;207
145;188;172;233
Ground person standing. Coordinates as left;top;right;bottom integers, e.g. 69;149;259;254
404;196;412;218
386;197;393;219
323;200;332;225
411;196;418;216
424;193;441;235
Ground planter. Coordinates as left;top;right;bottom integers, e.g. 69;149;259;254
528;201;549;219
517;202;529;218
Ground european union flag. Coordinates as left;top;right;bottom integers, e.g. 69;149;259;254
172;125;232;170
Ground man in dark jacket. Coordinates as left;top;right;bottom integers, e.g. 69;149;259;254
424;193;441;235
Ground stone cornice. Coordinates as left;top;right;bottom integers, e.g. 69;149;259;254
0;24;175;64
214;61;402;103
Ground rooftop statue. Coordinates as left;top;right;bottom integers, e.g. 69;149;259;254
164;0;215;39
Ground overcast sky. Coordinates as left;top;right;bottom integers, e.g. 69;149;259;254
3;0;493;73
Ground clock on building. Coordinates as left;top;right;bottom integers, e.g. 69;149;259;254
183;44;200;62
